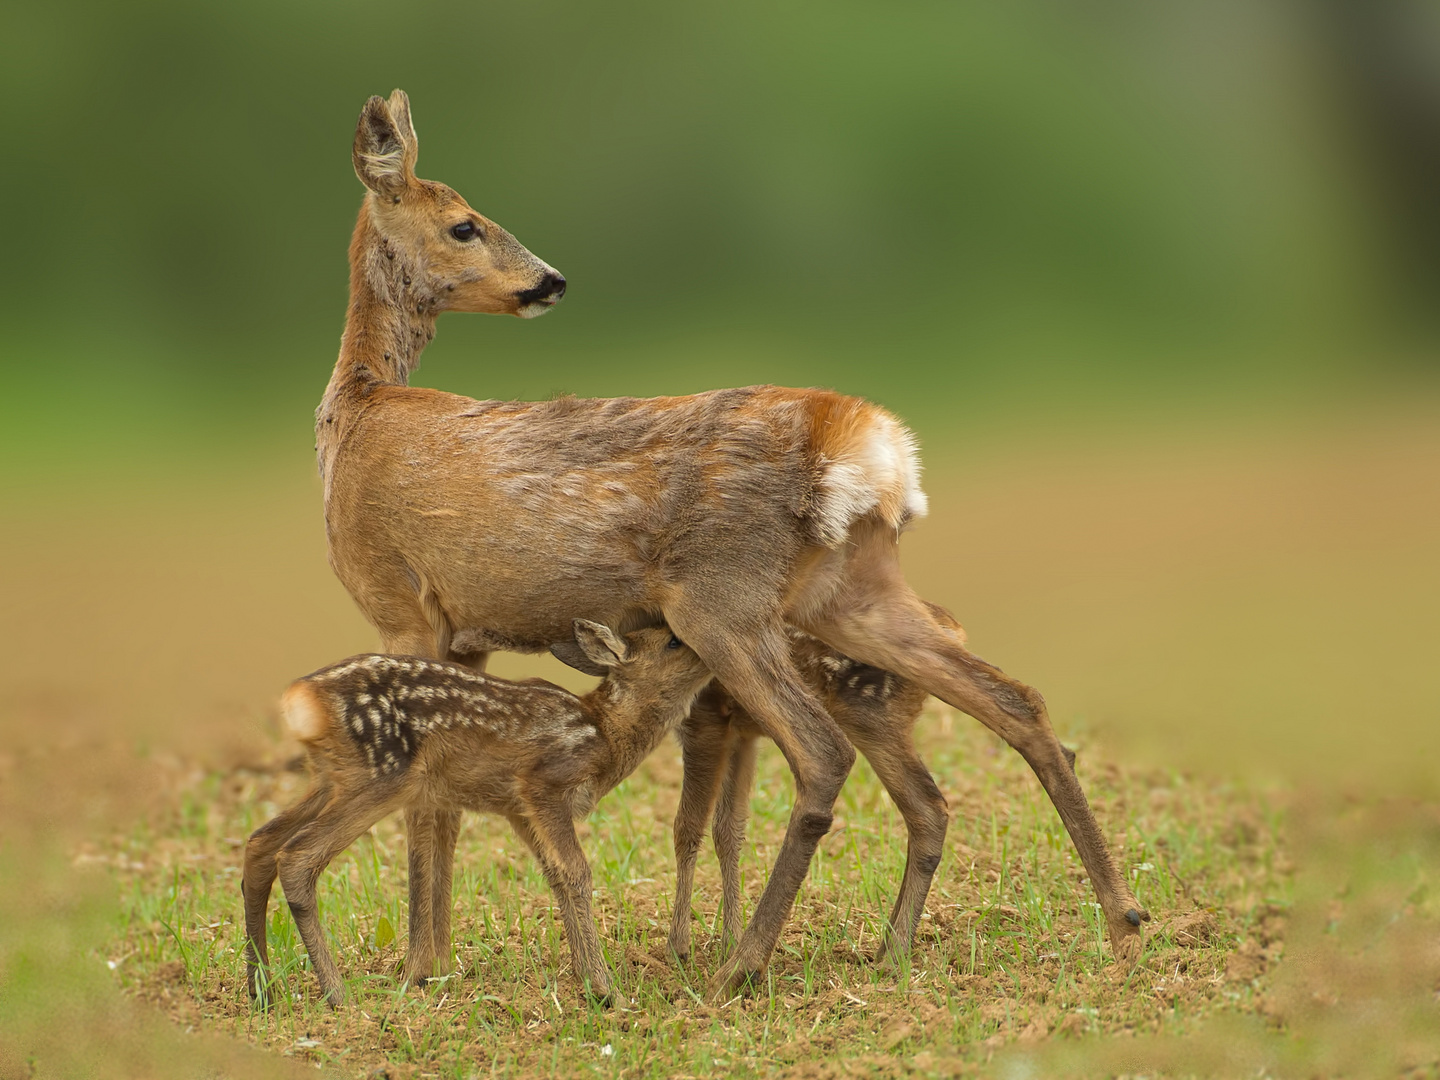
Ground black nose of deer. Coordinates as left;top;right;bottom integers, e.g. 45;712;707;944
519;271;566;306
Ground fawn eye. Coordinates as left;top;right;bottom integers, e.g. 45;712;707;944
450;221;479;242
666;635;684;650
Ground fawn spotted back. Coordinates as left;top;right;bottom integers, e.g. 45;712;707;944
282;655;588;777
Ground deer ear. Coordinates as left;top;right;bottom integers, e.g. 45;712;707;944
385;88;420;172
353;94;413;196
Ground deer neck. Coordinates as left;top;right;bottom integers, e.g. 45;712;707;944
317;202;439;480
587;686;696;796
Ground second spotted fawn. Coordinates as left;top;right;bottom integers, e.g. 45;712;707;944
242;621;711;1007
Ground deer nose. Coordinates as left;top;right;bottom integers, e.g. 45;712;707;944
520;271;566;306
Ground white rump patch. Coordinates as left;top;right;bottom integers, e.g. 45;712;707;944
281;683;329;742
812;415;927;547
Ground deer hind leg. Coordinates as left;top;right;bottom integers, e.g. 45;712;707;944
274;785;405;1007
802;557;1148;965
663;604;856;1001
242;780;333;1001
508;801;613;1004
670;690;737;962
712;727;759;955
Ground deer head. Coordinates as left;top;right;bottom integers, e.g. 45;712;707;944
352;89;565;318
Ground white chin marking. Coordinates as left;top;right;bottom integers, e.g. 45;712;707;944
518;301;553;319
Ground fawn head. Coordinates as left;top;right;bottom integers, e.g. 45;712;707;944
556;620;713;717
352;90;565;318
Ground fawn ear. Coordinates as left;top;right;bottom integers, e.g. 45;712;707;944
549;637;607;676
572;619;629;671
550;620;627;676
353;93;415;196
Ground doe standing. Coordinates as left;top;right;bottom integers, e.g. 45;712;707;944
317;89;1147;997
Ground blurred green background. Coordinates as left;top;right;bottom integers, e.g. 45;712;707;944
3;0;1437;470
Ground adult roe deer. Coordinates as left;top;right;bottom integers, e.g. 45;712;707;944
318;89;1148;998
243;621;712;1006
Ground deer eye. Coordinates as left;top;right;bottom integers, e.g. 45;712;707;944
450;221;479;242
666;635;684;650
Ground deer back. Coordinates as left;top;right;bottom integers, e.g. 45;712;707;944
325;386;926;656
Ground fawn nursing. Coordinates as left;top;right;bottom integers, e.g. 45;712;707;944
242;622;711;1006
295;89;1146;1001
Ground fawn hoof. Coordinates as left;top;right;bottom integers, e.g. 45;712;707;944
706;956;764;1002
874;939;913;972
580;974;615;1008
667;929;692;965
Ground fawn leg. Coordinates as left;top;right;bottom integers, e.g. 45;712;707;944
805;545;1149;963
242;780;333;1000
429;652;486;975
664;605;856;1001
403;806;440;985
428;808;462;980
712;731;759;954
275;787;403;1007
847;733;949;966
670;696;734;961
509;805;613;1004
401;807;463;984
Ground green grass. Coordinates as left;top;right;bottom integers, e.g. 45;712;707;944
98;709;1286;1078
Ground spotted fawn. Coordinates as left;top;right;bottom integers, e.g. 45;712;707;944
242;621;711;1007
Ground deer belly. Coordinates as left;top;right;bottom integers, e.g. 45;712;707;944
413;539;648;654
